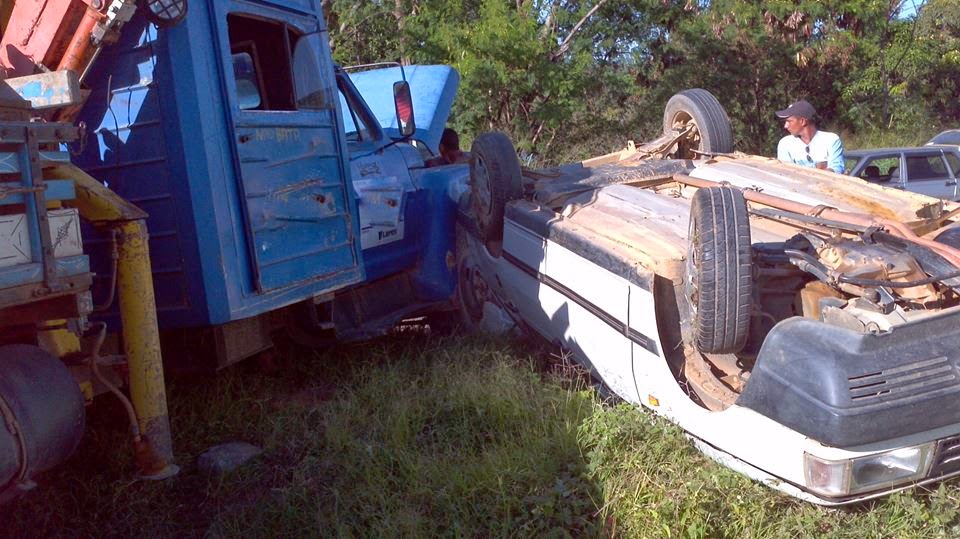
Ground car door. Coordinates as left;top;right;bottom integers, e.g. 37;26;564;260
904;151;956;200
943;151;960;200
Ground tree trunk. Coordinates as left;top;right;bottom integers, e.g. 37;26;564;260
394;0;409;65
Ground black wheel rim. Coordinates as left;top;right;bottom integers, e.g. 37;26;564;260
670;111;702;159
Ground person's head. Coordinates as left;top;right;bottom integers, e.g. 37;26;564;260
438;128;461;161
775;99;817;136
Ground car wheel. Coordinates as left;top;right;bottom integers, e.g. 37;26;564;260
684;186;752;354
470;132;523;244
663;89;734;158
456;222;487;329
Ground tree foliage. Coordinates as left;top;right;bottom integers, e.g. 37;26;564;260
325;0;956;164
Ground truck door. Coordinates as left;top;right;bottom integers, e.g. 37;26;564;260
221;10;362;292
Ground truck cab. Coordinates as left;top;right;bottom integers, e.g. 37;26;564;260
74;1;464;359
0;0;466;501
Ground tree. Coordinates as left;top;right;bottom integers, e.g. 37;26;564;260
404;1;632;162
323;0;950;163
912;0;960;127
324;1;407;65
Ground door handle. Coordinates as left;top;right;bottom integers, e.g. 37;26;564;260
946;180;958;186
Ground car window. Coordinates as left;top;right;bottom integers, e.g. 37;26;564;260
292;34;332;110
858;155;899;182
945;153;960;175
906;154;949;180
227;14;298;111
232;53;262;110
844;157;859;173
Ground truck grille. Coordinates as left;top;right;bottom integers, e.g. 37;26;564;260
930;434;960;477
847;356;957;402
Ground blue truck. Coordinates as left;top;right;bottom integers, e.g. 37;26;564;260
0;0;466;502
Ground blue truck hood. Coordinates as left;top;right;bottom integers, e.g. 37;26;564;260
348;65;459;153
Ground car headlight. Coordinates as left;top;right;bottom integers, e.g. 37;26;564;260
804;443;934;497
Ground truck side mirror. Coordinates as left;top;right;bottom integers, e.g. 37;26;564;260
393;81;415;137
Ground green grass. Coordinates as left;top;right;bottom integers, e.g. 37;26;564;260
3;332;960;537
841;126;939;151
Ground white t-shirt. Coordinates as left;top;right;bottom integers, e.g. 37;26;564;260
777;130;845;174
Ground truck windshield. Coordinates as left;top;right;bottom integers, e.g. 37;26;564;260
337;84;371;142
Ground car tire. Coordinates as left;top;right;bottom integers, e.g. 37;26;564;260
455;224;487;329
685;186;752;354
470;132;523;244
663;89;734;158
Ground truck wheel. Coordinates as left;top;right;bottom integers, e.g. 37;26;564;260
663;89;734;158
470;132;523;244
684;186;752;354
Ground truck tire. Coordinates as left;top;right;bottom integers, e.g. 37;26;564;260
685;186;752;354
470;132;523;244
663;89;734;158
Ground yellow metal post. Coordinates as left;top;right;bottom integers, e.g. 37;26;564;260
116;220;176;477
48;164;176;478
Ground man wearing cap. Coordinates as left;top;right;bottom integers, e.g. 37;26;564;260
775;99;845;174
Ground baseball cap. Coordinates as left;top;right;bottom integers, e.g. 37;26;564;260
775;99;816;120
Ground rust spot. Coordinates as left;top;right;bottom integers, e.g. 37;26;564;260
272;178;326;198
133;435;170;477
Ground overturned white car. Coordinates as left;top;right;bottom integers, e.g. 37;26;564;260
457;89;960;505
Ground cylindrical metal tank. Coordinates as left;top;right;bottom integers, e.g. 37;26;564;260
0;344;85;503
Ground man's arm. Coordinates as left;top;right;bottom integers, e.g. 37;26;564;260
827;135;845;174
777;137;792;164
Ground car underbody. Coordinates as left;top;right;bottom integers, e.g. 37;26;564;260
456;90;960;504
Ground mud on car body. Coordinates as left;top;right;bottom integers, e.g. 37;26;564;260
457;89;960;505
